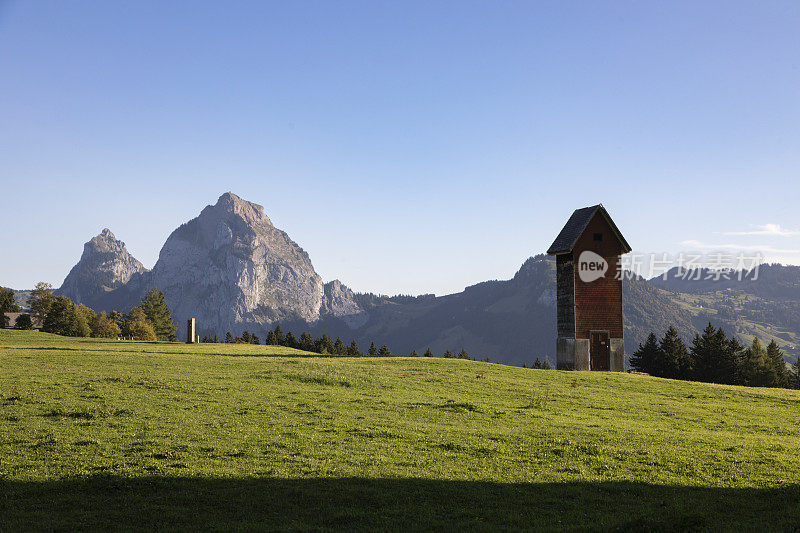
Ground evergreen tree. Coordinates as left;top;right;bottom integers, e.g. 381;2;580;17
630;333;659;374
273;325;285;345
332;337;345;355
378;344;392;356
423;348;433;357
532;358;543;369
443;349;454;358
242;331;252;344
225;332;234;343
659;326;691;379
213;332;218;343
409;350;418;357
368;342;377;356
139;288;176;341
266;330;277;345
299;332;316;352
347;340;361;356
285;331;299;349
314;334;334;354
458;349;469;360
29;282;54;323
250;334;260;345
542;359;552;370
766;340;789;388
690;323;740;385
740;337;774;387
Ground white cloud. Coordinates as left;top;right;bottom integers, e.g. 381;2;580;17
723;223;800;236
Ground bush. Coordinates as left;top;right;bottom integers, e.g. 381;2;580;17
14;314;33;330
91;311;121;338
130;319;157;341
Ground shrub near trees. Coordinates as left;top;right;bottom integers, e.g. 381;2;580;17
633;322;793;389
14;314;33;330
91;311;121;338
531;357;551;369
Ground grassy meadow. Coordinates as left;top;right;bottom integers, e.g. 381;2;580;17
1;329;799;530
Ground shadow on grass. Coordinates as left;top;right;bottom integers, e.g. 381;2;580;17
1;476;798;531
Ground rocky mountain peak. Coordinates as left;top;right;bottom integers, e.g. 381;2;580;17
142;192;325;337
322;280;367;328
214;192;271;226
57;229;147;309
87;228;121;252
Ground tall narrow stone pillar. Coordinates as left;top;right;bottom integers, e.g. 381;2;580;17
186;318;196;344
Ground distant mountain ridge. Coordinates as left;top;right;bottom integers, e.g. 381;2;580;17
649;265;800;363
51;192;800;366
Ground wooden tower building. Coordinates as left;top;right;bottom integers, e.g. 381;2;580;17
547;205;631;371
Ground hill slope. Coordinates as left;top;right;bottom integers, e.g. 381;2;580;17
1;331;799;530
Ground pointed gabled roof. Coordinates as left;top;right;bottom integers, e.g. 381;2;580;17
546;204;631;255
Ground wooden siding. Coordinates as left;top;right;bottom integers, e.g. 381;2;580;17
572;212;625;340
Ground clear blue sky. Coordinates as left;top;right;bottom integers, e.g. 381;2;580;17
1;1;799;295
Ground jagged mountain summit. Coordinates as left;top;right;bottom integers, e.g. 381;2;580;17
60;193;363;337
56;228;148;310
145;192;329;333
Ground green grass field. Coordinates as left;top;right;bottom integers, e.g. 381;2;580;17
1;330;799;531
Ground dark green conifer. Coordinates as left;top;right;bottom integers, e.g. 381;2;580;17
347;340;361;356
139;288;176;341
630;333;660;374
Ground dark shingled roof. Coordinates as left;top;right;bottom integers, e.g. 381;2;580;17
547;204;631;255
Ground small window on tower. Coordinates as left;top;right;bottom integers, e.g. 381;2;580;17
593;233;603;241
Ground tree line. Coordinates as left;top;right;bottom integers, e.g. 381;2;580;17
7;282;177;341
206;325;391;356
5;284;482;360
205;325;483;360
631;323;800;389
